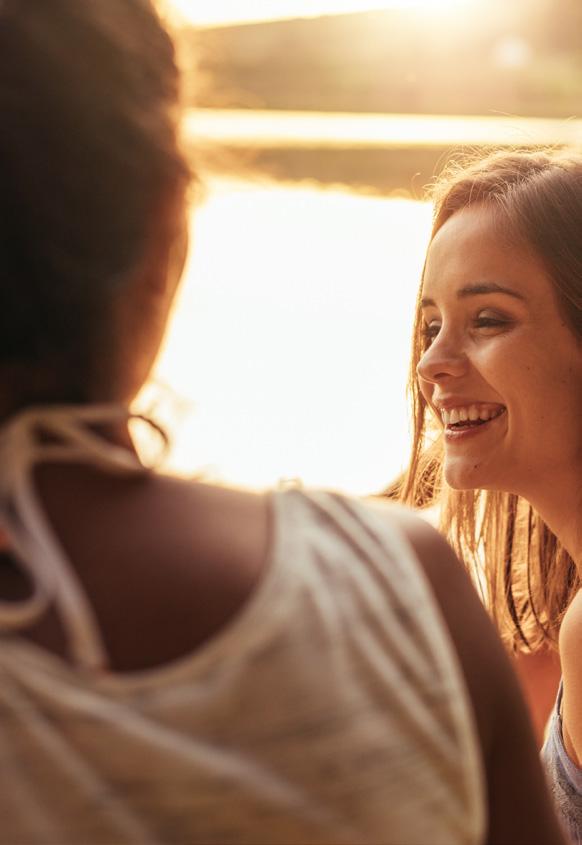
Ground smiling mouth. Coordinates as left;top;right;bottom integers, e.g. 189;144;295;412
441;405;506;434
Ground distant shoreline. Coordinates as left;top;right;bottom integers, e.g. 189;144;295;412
185;110;582;195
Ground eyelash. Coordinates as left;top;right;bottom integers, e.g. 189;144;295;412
421;316;510;342
420;324;439;341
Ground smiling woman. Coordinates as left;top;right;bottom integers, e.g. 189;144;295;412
396;150;582;653
392;147;582;840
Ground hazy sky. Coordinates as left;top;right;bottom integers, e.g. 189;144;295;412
167;0;470;28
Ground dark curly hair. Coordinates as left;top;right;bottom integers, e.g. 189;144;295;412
0;0;191;408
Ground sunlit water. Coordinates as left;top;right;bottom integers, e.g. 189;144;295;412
185;109;582;148
139;178;432;494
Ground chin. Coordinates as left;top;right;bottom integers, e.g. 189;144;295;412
444;476;478;492
443;458;491;492
444;461;515;496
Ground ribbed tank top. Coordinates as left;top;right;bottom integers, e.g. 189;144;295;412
542;681;582;843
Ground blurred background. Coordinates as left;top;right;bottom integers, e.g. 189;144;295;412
142;0;582;493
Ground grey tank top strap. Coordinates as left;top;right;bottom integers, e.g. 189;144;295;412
0;405;151;671
542;679;582;843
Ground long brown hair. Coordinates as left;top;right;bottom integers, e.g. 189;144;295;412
393;149;582;652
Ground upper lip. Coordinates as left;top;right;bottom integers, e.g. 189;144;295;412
432;397;506;412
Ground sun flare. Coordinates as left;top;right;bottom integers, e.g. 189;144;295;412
166;0;476;28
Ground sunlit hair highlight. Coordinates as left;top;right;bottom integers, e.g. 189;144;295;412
393;149;582;653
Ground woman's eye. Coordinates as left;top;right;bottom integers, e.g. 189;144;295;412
421;322;440;343
473;313;511;331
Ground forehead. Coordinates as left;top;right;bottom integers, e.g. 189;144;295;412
422;204;552;306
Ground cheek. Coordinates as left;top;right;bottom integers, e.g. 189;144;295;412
511;357;574;426
418;378;441;426
418;376;434;406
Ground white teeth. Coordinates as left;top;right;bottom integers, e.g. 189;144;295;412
441;405;505;426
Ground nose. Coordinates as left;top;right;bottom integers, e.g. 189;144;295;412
416;333;468;384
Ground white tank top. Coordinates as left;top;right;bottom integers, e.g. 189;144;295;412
0;405;485;845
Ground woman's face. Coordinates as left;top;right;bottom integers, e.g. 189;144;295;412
417;203;582;498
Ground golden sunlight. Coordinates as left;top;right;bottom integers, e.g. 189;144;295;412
166;0;476;28
142;179;433;494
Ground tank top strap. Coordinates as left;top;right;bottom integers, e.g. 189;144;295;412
0;404;153;671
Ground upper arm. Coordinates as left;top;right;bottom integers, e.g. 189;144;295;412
559;589;582;766
395;511;566;845
513;649;561;748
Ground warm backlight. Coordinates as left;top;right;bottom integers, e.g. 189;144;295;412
165;0;476;28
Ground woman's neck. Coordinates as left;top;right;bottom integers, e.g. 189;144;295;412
526;472;582;570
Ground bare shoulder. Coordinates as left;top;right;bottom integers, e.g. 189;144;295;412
512;649;561;748
39;465;272;582
559;589;582;765
98;473;273;620
36;466;272;671
559;586;582;656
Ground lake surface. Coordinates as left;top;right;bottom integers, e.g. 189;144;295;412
185;109;582;148
141;178;433;494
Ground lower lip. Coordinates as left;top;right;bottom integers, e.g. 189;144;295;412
444;410;506;443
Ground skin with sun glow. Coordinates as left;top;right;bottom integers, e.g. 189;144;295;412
417;203;582;504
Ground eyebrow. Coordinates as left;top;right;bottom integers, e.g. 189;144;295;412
421;282;526;308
